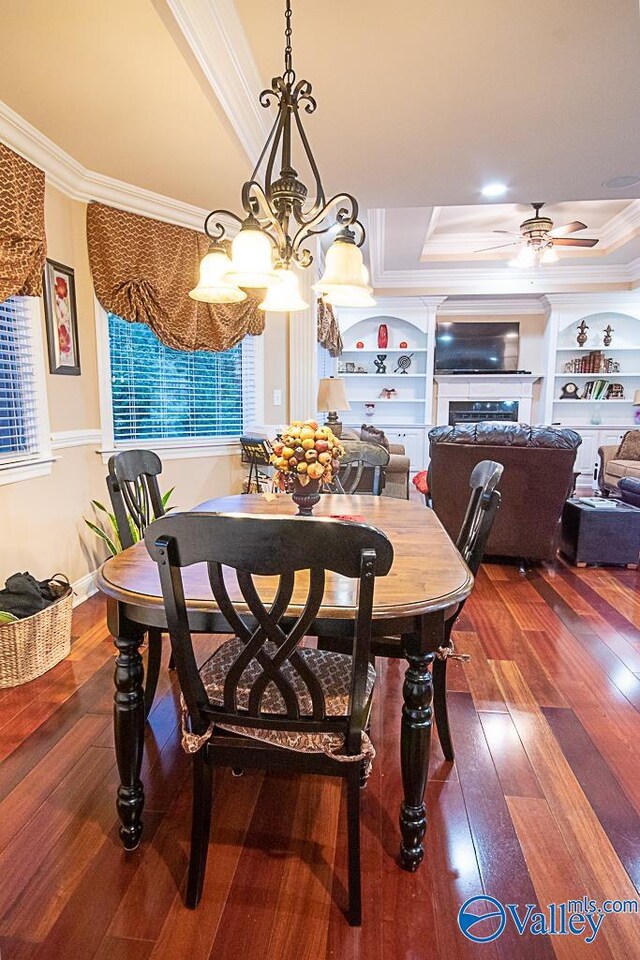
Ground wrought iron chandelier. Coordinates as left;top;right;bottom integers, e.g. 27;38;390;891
190;0;374;311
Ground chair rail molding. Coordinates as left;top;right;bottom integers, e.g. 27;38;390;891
0;99;236;234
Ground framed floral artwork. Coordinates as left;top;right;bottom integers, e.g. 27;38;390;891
43;259;81;375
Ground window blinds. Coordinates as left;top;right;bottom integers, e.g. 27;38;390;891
0;297;40;463
108;314;257;442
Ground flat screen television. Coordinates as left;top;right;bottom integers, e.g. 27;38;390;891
435;321;520;373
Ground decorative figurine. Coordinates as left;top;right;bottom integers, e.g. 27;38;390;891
374;354;387;374
576;320;589;346
603;324;614;347
364;402;376;418
377;324;388;349
356;341;364;349
560;382;580;399
394;353;413;374
399;340;408;349
606;383;625;399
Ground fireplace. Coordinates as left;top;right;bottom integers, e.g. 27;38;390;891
448;400;520;426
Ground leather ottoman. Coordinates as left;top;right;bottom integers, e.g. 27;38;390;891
560;498;640;568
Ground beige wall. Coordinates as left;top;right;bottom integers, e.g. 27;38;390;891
0;184;248;589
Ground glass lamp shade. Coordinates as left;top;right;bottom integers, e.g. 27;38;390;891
322;265;375;308
541;246;559;264
313;234;368;293
189;245;246;303
258;265;309;312
316;377;351;413
226;222;279;288
509;245;536;268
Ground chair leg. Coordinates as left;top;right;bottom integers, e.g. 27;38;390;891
346;766;362;926
144;628;163;719
186;754;214;908
432;657;454;762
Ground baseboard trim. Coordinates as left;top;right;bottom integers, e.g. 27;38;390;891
72;570;99;607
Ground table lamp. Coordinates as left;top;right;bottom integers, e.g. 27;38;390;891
633;389;640;424
316;377;351;438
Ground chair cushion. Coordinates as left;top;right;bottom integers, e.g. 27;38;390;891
606;459;640;480
616;430;640;461
200;637;375;717
197;638;376;768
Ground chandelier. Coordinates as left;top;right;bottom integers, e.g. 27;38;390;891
189;0;374;311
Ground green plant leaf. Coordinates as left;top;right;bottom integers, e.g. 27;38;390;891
161;486;175;508
84;519;119;556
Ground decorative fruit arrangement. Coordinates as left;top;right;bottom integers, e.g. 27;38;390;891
270;420;345;490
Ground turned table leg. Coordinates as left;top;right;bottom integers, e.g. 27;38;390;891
110;600;146;850
398;612;443;870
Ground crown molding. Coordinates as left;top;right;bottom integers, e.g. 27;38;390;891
597;199;640;250
0;99;237;233
161;0;270;164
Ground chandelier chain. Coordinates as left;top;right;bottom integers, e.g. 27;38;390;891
284;0;294;83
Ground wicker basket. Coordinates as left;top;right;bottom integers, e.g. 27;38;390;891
0;581;73;688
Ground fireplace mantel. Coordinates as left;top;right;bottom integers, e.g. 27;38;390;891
434;374;542;425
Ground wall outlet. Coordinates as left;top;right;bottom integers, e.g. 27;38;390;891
273;389;282;406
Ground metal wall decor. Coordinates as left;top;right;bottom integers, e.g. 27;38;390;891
199;0;366;282
394;354;414;374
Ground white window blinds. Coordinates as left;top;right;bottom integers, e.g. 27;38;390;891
108;314;257;442
0;297;41;464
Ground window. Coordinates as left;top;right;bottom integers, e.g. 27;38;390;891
106;313;259;445
0;297;50;477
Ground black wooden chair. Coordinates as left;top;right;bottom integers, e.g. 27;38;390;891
334;440;390;496
107;449;170;717
145;511;394;925
431;459;503;760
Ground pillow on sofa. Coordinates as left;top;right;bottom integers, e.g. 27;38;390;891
616;430;640;461
360;423;390;450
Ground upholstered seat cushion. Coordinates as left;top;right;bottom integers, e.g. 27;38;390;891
192;638;376;770
606;459;640;480
201;637;375;716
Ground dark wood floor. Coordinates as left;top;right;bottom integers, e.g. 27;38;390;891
0;559;639;959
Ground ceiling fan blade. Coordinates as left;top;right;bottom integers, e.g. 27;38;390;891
475;241;520;253
493;229;520;235
552;237;599;247
549;220;588;237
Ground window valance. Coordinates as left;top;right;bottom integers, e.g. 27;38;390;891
0;144;47;304
86;202;265;352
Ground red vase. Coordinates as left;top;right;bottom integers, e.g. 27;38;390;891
377;324;388;349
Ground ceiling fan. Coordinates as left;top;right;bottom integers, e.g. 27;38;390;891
478;203;599;266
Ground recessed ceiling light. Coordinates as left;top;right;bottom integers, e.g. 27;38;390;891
481;182;508;198
603;175;640;190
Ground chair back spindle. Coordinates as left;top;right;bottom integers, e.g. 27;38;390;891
107;450;165;549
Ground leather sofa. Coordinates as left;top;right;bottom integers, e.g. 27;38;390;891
598;432;640;495
428;422;581;562
342;427;410;499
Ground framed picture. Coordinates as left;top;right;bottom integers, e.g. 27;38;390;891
43;259;81;375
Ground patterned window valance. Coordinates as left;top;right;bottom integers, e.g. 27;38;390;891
0;144;47;304
86;202;264;353
317;298;343;357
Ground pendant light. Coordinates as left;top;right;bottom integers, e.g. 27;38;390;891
189;243;246;303
193;0;372;308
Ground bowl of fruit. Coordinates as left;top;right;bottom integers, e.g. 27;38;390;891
270;420;345;516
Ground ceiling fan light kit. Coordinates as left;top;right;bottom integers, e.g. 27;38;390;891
190;0;373;312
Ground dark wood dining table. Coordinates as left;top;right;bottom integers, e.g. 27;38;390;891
97;493;472;870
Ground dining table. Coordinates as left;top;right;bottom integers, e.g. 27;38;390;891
97;493;472;871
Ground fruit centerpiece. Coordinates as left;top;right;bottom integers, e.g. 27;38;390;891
270;420;345;515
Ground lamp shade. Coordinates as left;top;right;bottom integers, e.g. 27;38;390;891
633;389;640;405
226;220;279;288
189;244;246;303
258;265;309;312
316;377;351;413
313;231;368;293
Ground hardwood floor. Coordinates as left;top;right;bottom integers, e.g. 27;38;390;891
0;559;639;959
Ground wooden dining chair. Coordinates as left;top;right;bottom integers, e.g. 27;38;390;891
334;440;390;496
145;511;394;925
431;459;503;760
107;449;169;717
